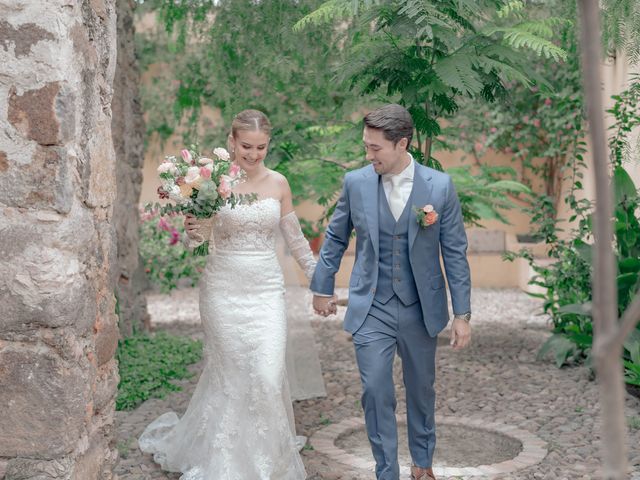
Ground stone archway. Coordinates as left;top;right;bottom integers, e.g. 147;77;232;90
0;0;146;478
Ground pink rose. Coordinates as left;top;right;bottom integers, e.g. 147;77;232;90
523;116;530;123
200;166;212;179
181;149;193;163
533;119;541;128
217;175;232;199
176;176;186;186
474;141;483;152
229;163;241;177
544;98;552;106
490;127;497;133
424;211;438;226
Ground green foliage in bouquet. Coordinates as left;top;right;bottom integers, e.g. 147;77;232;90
116;331;203;411
139;211;206;292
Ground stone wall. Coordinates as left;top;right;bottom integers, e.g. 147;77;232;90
0;1;119;478
112;0;148;336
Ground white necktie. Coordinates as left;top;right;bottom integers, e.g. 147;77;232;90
388;175;405;221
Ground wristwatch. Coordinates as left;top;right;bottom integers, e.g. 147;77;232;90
454;312;471;323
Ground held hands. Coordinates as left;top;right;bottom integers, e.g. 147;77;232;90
313;294;338;317
450;317;471;350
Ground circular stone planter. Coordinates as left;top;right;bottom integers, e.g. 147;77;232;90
309;415;548;477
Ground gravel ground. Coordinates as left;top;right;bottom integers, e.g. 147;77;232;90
116;287;640;479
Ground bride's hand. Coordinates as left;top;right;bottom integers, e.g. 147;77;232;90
184;214;211;240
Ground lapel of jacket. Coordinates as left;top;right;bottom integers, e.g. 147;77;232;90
360;168;380;259
409;164;434;251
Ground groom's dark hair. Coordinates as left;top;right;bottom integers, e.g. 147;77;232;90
364;104;414;147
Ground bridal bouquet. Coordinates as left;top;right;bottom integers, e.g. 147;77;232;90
147;147;255;255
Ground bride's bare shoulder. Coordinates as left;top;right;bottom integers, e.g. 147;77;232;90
265;169;291;190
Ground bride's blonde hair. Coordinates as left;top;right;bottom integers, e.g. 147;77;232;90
231;109;272;137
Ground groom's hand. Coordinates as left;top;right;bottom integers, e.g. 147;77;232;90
313;294;338;317
450;318;471;350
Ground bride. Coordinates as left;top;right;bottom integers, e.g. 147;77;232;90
139;110;323;480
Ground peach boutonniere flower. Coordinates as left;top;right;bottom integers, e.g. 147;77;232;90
414;204;439;228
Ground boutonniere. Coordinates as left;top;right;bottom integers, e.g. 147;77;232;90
414;204;439;228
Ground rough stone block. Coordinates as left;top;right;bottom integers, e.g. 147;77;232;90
70;437;108;480
93;359;119;412
85;118;117;208
8;83;62;146
95;317;119;367
0;245;96;335
0;21;55;58
0;145;73;213
0;346;88;457
4;456;73;480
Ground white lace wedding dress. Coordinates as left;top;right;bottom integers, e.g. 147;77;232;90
139;198;315;480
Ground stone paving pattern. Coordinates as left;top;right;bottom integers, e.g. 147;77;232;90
116;288;640;479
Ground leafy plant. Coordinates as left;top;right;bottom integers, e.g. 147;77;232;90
506;78;640;384
296;0;566;161
116;331;203;410
139;209;206;292
448;0;585;216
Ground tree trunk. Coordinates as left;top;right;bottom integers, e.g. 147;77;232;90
577;1;628;477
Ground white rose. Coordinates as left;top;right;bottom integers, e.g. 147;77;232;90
213;147;231;161
185;166;201;184
157;162;175;174
168;185;186;204
198;157;214;165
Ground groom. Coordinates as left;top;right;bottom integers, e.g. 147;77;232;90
311;104;471;480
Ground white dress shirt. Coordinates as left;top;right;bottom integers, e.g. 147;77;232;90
382;155;415;217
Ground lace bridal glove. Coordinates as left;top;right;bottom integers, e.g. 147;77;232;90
279;212;317;281
183;216;214;250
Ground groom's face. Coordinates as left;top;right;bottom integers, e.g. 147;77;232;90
363;127;408;176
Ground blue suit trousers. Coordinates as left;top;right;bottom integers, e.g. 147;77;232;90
352;295;438;480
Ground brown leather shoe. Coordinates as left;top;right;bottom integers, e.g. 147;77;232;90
410;465;436;480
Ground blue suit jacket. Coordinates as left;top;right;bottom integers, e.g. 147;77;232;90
310;162;471;336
